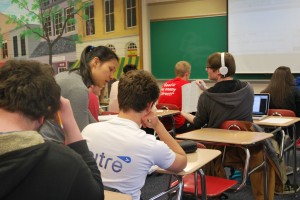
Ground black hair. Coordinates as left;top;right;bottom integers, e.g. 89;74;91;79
123;64;137;74
71;45;119;87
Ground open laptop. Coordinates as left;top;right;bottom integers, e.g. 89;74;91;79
252;93;270;120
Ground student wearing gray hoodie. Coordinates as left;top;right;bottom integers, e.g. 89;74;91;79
181;52;282;200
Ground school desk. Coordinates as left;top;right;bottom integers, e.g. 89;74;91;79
149;148;221;200
155;109;180;137
176;128;273;200
254;116;300;192
104;190;132;200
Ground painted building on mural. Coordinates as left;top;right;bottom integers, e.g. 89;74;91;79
75;0;140;79
0;13;17;67
1;0;141;76
30;0;79;74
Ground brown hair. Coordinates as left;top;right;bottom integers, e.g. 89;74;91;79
206;52;236;77
261;66;295;107
118;70;160;112
0;60;61;120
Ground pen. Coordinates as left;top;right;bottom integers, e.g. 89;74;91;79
56;112;63;129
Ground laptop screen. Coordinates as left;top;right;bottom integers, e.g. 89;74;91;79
252;93;270;115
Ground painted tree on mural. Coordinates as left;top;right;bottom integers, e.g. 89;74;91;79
5;0;90;65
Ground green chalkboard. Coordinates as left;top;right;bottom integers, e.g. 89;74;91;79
150;16;227;79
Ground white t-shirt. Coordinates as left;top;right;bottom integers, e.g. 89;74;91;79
82;117;175;200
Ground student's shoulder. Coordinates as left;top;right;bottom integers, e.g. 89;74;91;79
39;142;89;172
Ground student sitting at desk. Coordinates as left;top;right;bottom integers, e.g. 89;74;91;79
0;60;104;200
108;64;137;113
261;66;300;146
82;70;187;200
181;52;284;199
88;85;102;121
158;61;195;133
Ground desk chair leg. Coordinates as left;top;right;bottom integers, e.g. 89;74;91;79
197;169;207;200
176;176;183;200
235;146;250;191
292;126;298;192
171;115;176;138
279;129;285;161
263;145;268;200
149;175;183;200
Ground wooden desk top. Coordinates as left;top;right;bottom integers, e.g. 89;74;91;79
156;148;221;176
155;109;180;117
104;190;132;200
176;128;273;145
98;110;180;121
254;116;300;127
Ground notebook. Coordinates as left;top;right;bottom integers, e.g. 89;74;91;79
252;93;270;120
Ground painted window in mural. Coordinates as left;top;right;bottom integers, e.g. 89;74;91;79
107;44;116;52
13;36;18;57
44;15;52;36
126;0;136;28
65;6;75;32
21;35;26;56
127;42;137;57
104;0;115;32
85;1;95;35
2;42;8;59
54;11;63;35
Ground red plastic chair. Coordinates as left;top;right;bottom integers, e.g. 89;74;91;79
220;120;253;131
156;103;180;137
268;109;296;117
219;120;256;191
267;109;297;170
177;174;238;199
170;146;237;199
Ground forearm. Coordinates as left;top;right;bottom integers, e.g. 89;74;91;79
154;122;186;156
181;111;195;124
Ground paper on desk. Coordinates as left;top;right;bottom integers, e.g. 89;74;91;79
260;117;293;124
182;81;202;113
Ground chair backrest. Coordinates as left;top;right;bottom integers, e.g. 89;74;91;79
268;109;296;117
156;103;180;111
219;120;253;132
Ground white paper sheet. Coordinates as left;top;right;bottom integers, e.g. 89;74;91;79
181;81;202;113
260;117;293;124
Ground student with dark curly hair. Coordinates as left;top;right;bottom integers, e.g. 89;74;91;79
0;60;104;200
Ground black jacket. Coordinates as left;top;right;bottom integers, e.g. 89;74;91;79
0;131;104;200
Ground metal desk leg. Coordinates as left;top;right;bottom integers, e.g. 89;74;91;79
263;145;268;200
176;176;183;200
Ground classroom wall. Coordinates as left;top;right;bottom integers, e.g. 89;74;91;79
143;0;269;92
